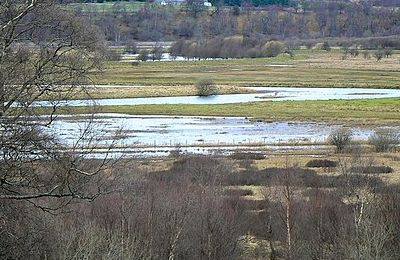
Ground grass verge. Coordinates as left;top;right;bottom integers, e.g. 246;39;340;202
73;85;252;100
50;98;400;125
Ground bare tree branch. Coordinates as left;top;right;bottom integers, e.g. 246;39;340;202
0;1;37;32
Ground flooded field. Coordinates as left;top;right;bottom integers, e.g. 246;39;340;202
120;53;222;62
33;87;400;157
44;114;399;157
36;87;400;107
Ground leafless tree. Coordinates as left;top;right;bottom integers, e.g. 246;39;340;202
0;0;114;210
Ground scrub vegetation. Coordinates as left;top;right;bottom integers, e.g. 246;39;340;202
2;0;400;259
5;150;400;259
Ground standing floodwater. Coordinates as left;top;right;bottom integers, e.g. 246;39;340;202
33;87;400;107
47;114;389;149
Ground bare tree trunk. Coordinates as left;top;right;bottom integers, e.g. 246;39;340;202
148;193;155;260
168;225;183;260
284;156;293;259
285;182;292;259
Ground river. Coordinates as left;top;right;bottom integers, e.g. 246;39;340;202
35;87;400;107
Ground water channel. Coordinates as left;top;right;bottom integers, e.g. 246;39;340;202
36;87;400;107
47;114;399;157
37;87;400;157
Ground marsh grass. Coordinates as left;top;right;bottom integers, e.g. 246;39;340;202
64;85;252;100
68;98;400;124
95;50;400;88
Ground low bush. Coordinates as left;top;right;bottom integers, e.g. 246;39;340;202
369;130;400;152
229;152;265;160
169;36;285;59
262;41;286;57
313;41;331;51
153;155;234;185
137;49;149;61
246;47;262;58
305;159;337;168
345;47;359;57
104;49;122;61
350;165;393;174
329;129;352;153
374;49;384;61
362;50;371;59
124;40;138;54
196;79;218;96
151;45;163;61
223;167;318;186
223;166;385;189
321;173;384;190
383;47;393;58
131;61;140;66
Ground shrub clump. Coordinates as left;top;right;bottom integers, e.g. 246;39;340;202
124;40;138;54
196;79;218;96
105;49;122;61
329;129;353;153
229;152;265;160
369;130;400;152
305;159;338;168
170;36;286;59
262;41;286;57
137;49;149;61
223;167;317;186
349;165;393;174
151;45;163;61
313;41;331;51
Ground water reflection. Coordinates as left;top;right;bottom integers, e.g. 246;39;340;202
49;114;385;147
35;87;400;107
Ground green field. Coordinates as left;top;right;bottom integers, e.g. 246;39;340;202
56;98;400;125
65;85;251;100
95;50;400;88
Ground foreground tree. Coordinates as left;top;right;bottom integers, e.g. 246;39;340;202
0;1;118;256
0;0;112;209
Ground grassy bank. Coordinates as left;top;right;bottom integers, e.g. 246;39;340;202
55;98;400;125
95;50;400;88
71;85;252;100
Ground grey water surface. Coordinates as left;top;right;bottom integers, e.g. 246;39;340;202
35;87;400;157
35;87;400;107
50;114;385;148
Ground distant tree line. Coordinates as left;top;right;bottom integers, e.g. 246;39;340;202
63;0;138;3
212;0;289;7
372;0;400;6
286;35;400;50
170;36;289;59
64;0;290;6
65;0;400;7
73;0;400;44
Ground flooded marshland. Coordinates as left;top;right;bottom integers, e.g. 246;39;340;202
47;114;399;157
34;87;400;157
36;87;400;106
